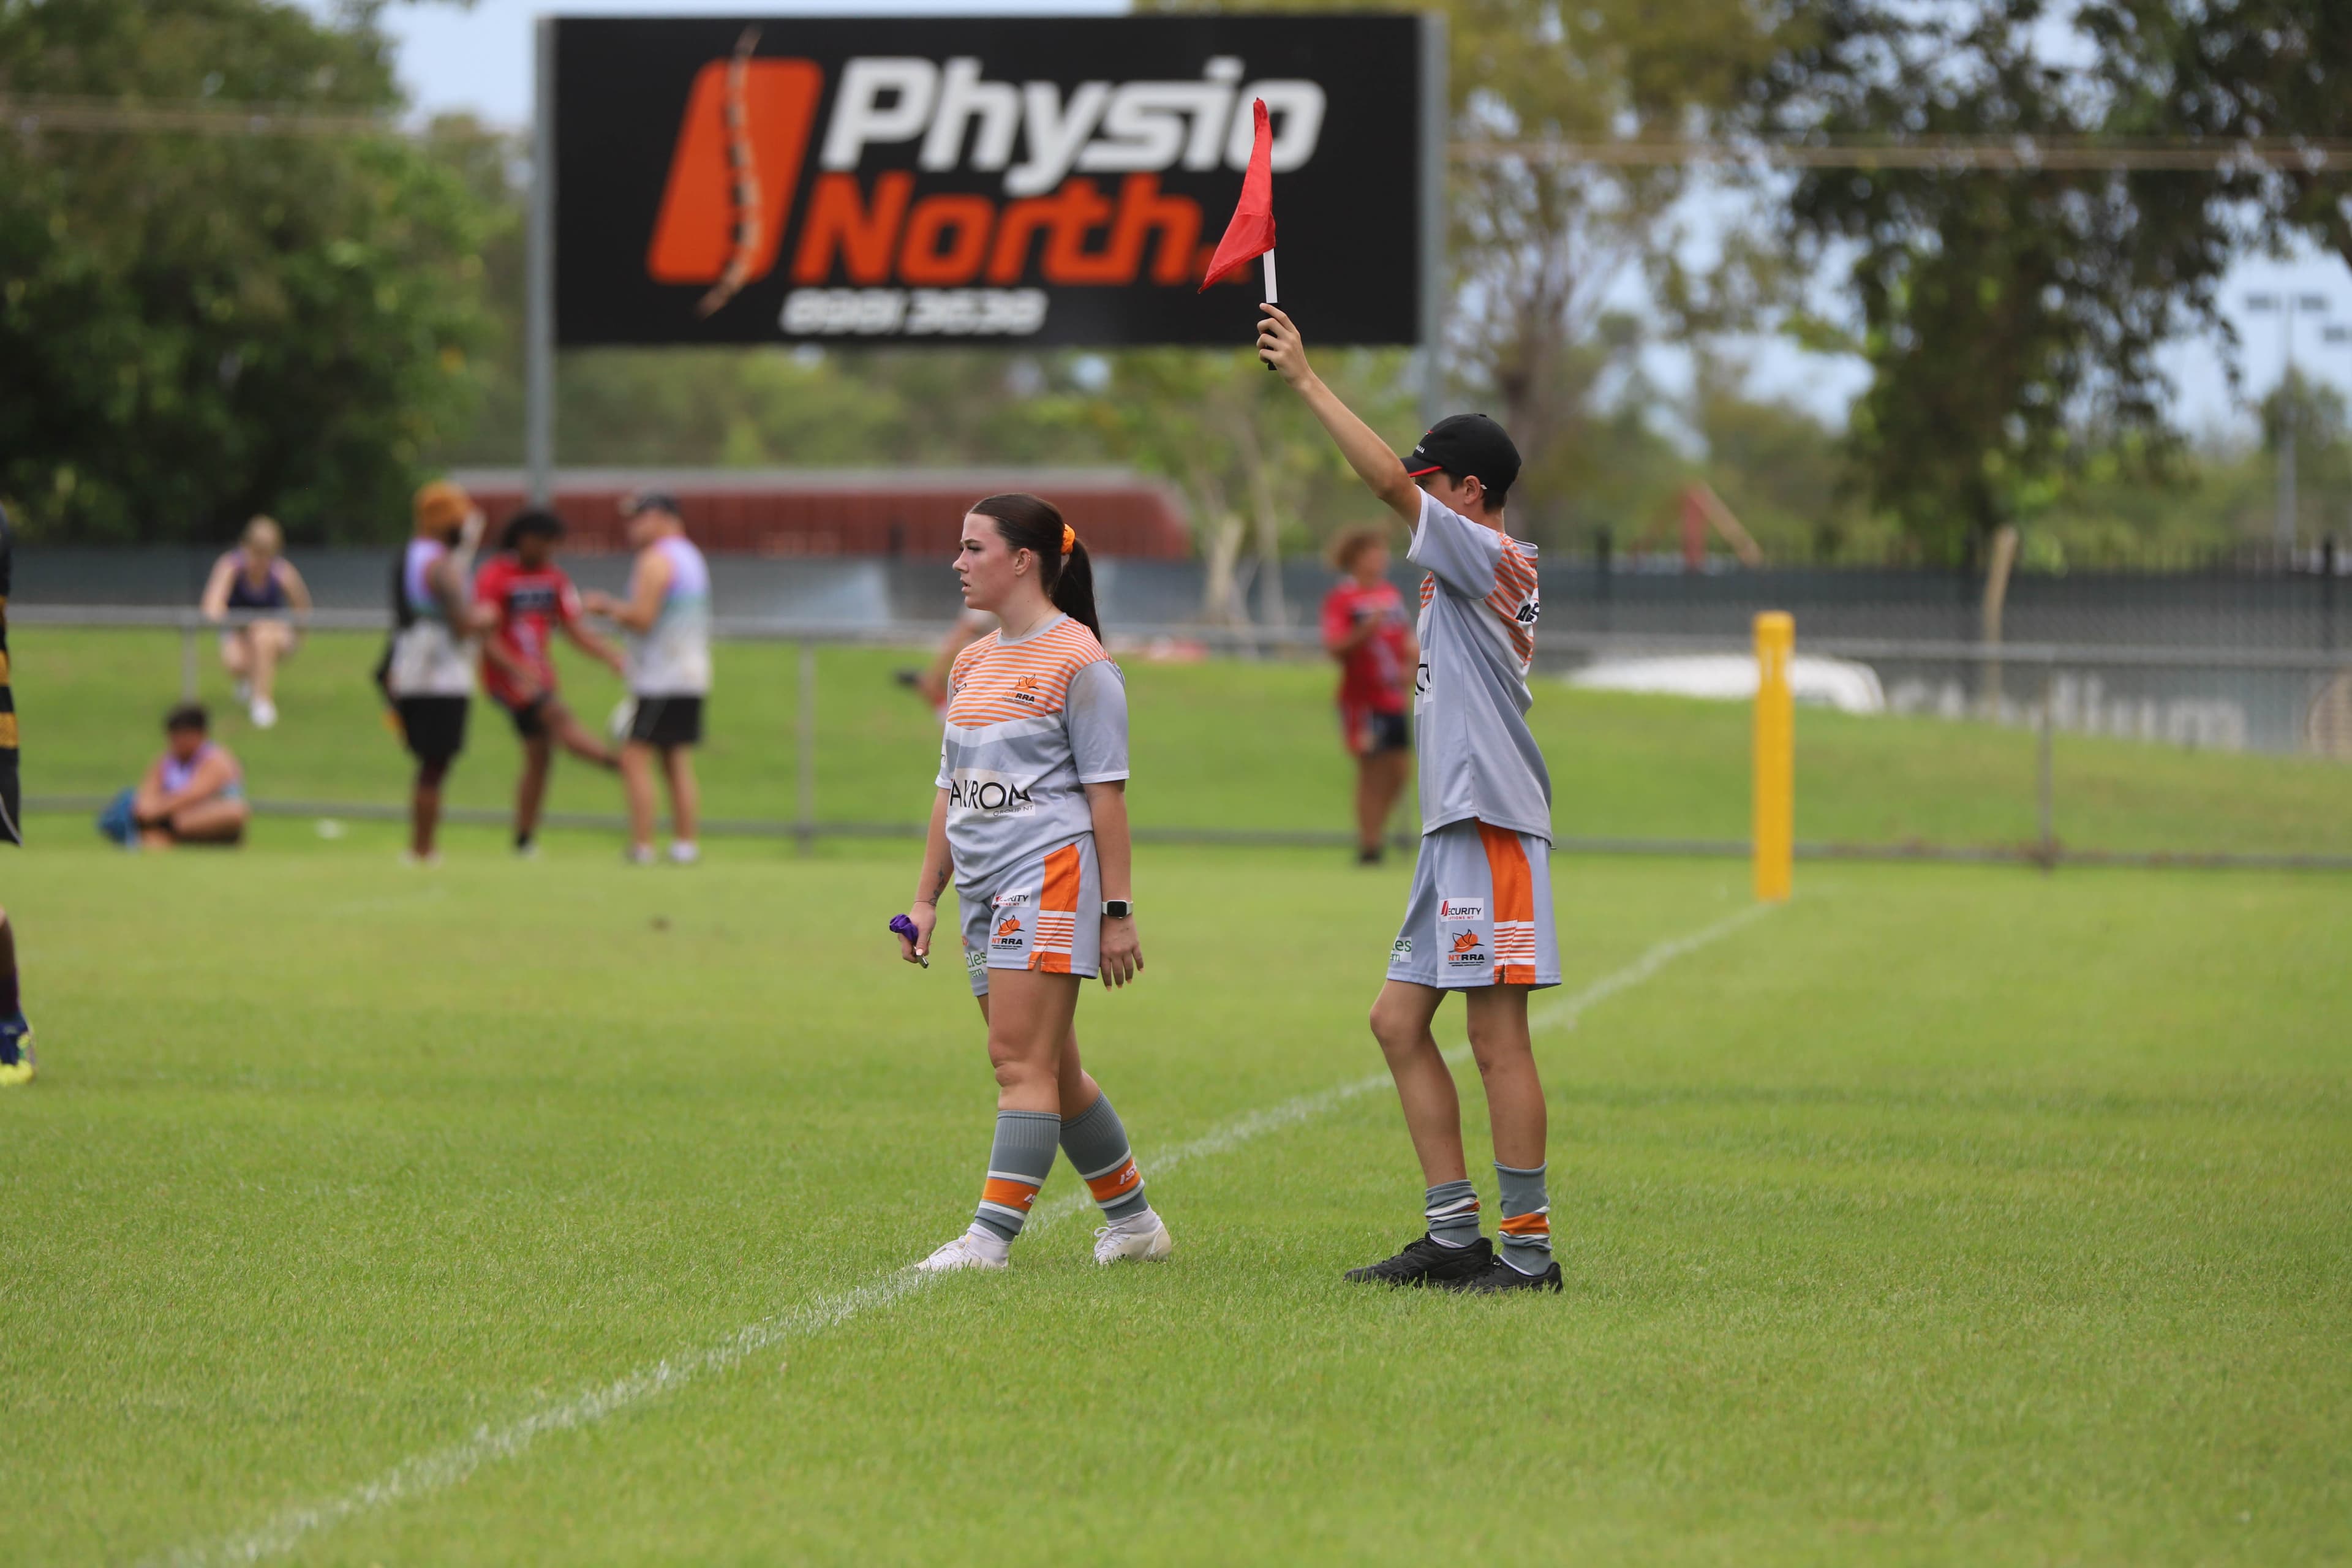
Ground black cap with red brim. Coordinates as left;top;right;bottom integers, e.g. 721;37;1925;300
1400;413;1522;495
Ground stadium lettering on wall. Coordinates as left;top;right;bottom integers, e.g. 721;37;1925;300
553;15;1423;347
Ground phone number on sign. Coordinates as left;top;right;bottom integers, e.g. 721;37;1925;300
780;288;1049;337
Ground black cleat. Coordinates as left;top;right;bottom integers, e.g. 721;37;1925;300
1440;1256;1564;1294
1344;1233;1492;1286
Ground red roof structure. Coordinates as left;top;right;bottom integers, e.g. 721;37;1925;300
449;469;1193;559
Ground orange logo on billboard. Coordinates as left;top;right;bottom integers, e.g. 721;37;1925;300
644;39;822;309
645;47;1231;317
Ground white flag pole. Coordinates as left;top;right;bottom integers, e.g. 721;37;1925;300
1261;248;1279;305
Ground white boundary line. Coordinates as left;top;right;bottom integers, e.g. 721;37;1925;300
159;900;1777;1566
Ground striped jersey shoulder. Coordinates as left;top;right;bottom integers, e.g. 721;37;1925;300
944;618;1110;726
948;631;1001;687
1487;539;1541;663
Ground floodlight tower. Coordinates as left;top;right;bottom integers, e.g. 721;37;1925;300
2246;291;2329;549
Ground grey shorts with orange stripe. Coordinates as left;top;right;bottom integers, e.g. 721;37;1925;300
1387;818;1562;990
957;834;1102;997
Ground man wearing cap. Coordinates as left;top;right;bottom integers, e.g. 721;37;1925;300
385;479;488;865
1259;304;1564;1295
584;492;711;865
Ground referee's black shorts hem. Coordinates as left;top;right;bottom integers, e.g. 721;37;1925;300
395;695;470;764
626;694;703;750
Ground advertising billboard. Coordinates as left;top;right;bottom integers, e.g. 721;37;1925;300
551;15;1426;349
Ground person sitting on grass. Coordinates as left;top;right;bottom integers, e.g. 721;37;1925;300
99;704;251;850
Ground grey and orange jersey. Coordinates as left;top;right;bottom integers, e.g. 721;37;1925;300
1408;491;1552;842
935;613;1129;891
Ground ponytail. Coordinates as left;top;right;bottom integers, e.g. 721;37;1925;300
969;492;1103;644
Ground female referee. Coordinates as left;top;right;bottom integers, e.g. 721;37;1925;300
894;494;1172;1272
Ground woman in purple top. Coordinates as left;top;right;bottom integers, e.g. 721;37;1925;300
199;516;311;729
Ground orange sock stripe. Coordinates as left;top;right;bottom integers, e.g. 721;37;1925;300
1498;1212;1550;1237
1085;1158;1142;1202
980;1176;1040;1212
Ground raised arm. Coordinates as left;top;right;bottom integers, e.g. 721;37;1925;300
1257;304;1420;524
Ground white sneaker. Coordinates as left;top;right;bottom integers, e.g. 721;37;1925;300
667;840;699;865
625;844;655;866
399;850;442;869
1093;1209;1174;1264
916;1227;1009;1272
250;696;277;729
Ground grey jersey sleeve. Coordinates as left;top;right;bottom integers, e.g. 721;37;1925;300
1064;659;1131;783
935;731;951;790
1408;491;1504;600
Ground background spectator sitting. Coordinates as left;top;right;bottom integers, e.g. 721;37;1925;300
98;704;250;850
200;516;311;729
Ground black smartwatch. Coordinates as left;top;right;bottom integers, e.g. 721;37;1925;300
1101;899;1134;918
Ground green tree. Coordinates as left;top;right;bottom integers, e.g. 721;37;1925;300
1755;0;2237;563
0;0;499;543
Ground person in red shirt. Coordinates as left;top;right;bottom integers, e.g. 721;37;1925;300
1321;525;1419;865
474;510;626;855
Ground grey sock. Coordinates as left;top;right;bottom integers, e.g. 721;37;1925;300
1060;1092;1150;1223
973;1109;1060;1242
1494;1161;1551;1273
1424;1178;1482;1248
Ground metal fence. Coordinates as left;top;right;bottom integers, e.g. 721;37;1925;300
13;605;2351;870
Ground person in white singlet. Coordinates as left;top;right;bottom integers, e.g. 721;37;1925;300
893;494;1170;1273
385;480;488;866
584;491;711;865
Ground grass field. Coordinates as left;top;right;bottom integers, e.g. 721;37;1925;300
3;824;2349;1564
13;628;2350;858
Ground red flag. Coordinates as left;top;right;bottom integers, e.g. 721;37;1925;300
1199;98;1275;292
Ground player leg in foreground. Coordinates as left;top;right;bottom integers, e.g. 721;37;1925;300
894;494;1168;1271
1263;302;1564;1294
0;908;33;1088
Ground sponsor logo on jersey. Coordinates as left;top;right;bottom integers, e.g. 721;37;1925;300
948;769;1037;816
965;943;987;974
1439;896;1485;923
1447;930;1486;965
1391;937;1413;957
995;915;1024;939
1012;674;1042;705
1514;591;1540;627
991;889;1031;908
646;52;1330;325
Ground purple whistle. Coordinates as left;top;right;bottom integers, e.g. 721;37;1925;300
889;913;927;967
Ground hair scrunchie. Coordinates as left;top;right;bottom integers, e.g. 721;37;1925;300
1060;524;1076;556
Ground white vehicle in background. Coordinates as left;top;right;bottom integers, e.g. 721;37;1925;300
1568;653;1887;715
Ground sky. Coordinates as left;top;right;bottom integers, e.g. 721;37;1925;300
350;0;2352;442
